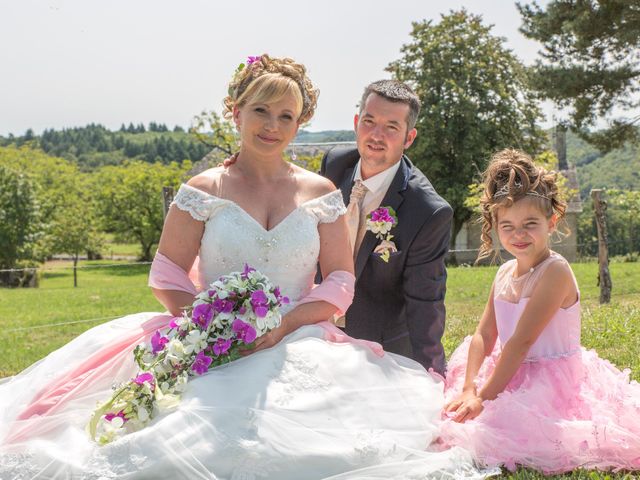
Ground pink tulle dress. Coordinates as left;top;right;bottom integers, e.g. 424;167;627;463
442;252;640;473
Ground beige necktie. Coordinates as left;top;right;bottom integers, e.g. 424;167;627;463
346;180;368;258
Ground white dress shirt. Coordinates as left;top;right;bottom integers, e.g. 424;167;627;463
353;159;402;215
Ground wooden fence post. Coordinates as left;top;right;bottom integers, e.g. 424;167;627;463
162;186;175;221
591;189;612;304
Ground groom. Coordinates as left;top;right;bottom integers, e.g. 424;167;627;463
321;80;452;375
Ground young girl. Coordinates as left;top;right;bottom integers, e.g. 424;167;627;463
442;149;640;473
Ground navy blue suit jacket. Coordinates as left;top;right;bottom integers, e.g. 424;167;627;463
321;147;452;375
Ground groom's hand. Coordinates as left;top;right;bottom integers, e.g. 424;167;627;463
219;152;239;168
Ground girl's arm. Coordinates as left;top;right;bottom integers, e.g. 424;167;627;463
452;261;576;422
243;200;354;354
444;284;498;414
152;204;204;316
477;261;575;401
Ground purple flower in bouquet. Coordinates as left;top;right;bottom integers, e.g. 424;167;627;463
151;331;169;354
241;263;256;280
274;287;290;305
232;319;257;344
169;317;180;329
250;290;269;318
192;303;213;329
212;298;235;314
133;372;154;386
104;410;128;424
191;350;212;375
247;55;261;65
212;337;232;356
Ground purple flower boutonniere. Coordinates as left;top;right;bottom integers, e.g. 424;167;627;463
366;206;398;263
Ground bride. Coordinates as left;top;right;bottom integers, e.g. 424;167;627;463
0;54;487;479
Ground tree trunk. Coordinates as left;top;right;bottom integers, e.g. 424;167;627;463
591;189;612;304
73;254;78;288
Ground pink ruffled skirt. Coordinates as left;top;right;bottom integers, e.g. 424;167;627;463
442;336;640;473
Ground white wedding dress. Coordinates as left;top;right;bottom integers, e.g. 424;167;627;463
0;186;490;479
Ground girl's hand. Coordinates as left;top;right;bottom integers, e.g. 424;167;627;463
444;389;476;413
447;394;484;423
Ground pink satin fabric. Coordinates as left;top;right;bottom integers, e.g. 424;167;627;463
296;270;355;315
148;251;198;295
7;314;174;445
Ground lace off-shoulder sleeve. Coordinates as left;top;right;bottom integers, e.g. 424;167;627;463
305;190;347;224
171;184;225;222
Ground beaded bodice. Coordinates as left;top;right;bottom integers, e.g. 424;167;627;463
172;184;346;312
493;252;581;361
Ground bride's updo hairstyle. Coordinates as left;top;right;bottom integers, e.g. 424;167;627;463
477;148;567;263
223;54;319;124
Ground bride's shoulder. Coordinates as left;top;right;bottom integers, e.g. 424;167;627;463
172;168;229;221
291;166;345;223
186;166;228;196
292;164;337;199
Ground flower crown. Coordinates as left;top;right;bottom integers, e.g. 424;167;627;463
493;182;549;200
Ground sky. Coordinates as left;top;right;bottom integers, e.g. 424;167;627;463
0;0;552;136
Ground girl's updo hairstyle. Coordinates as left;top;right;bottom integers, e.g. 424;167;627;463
223;54;319;124
477;148;567;263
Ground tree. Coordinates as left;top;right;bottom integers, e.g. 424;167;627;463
387;9;544;251
0;165;44;284
190;111;239;156
96;161;191;261
519;0;640;151
47;179;104;287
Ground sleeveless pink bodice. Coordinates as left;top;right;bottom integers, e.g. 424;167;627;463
493;252;581;361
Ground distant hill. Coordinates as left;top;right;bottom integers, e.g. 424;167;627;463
1;125;638;197
565;130;640;198
294;130;355;143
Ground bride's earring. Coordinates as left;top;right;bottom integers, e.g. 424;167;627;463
290;144;297;163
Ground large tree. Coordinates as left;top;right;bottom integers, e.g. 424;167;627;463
518;0;640;151
96;161;190;261
387;9;544;249
0;165;44;275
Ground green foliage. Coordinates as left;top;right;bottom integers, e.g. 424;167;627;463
0;165;44;269
95;161;191;261
2;124;210;170
387;9;545;246
294;130;355;143
190;111;239;156
518;0;640;151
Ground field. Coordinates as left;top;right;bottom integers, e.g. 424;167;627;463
0;260;639;478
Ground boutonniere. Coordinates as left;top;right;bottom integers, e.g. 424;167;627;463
366;206;398;262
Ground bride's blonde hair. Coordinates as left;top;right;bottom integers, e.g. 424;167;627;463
223;54;319;124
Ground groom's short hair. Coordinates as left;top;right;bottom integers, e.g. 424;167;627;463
359;80;421;131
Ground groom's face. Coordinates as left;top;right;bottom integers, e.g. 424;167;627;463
354;93;417;179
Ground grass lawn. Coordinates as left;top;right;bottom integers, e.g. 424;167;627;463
0;259;639;478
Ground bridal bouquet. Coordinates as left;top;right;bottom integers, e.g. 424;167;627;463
88;264;288;444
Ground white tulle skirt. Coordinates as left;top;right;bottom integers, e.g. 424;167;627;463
0;313;489;479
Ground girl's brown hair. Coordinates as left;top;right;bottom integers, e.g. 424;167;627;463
477;149;567;263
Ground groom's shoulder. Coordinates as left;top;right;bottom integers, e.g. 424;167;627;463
321;146;359;174
404;158;452;215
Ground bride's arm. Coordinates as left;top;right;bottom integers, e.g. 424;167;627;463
151;205;204;316
245;211;354;354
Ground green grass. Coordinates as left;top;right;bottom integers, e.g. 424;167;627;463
0;260;639;479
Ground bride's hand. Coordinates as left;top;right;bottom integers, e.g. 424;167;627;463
240;324;289;356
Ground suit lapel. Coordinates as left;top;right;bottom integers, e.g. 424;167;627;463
354;158;411;280
339;166;356;206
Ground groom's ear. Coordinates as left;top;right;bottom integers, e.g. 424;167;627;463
353;114;359;131
404;128;417;149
